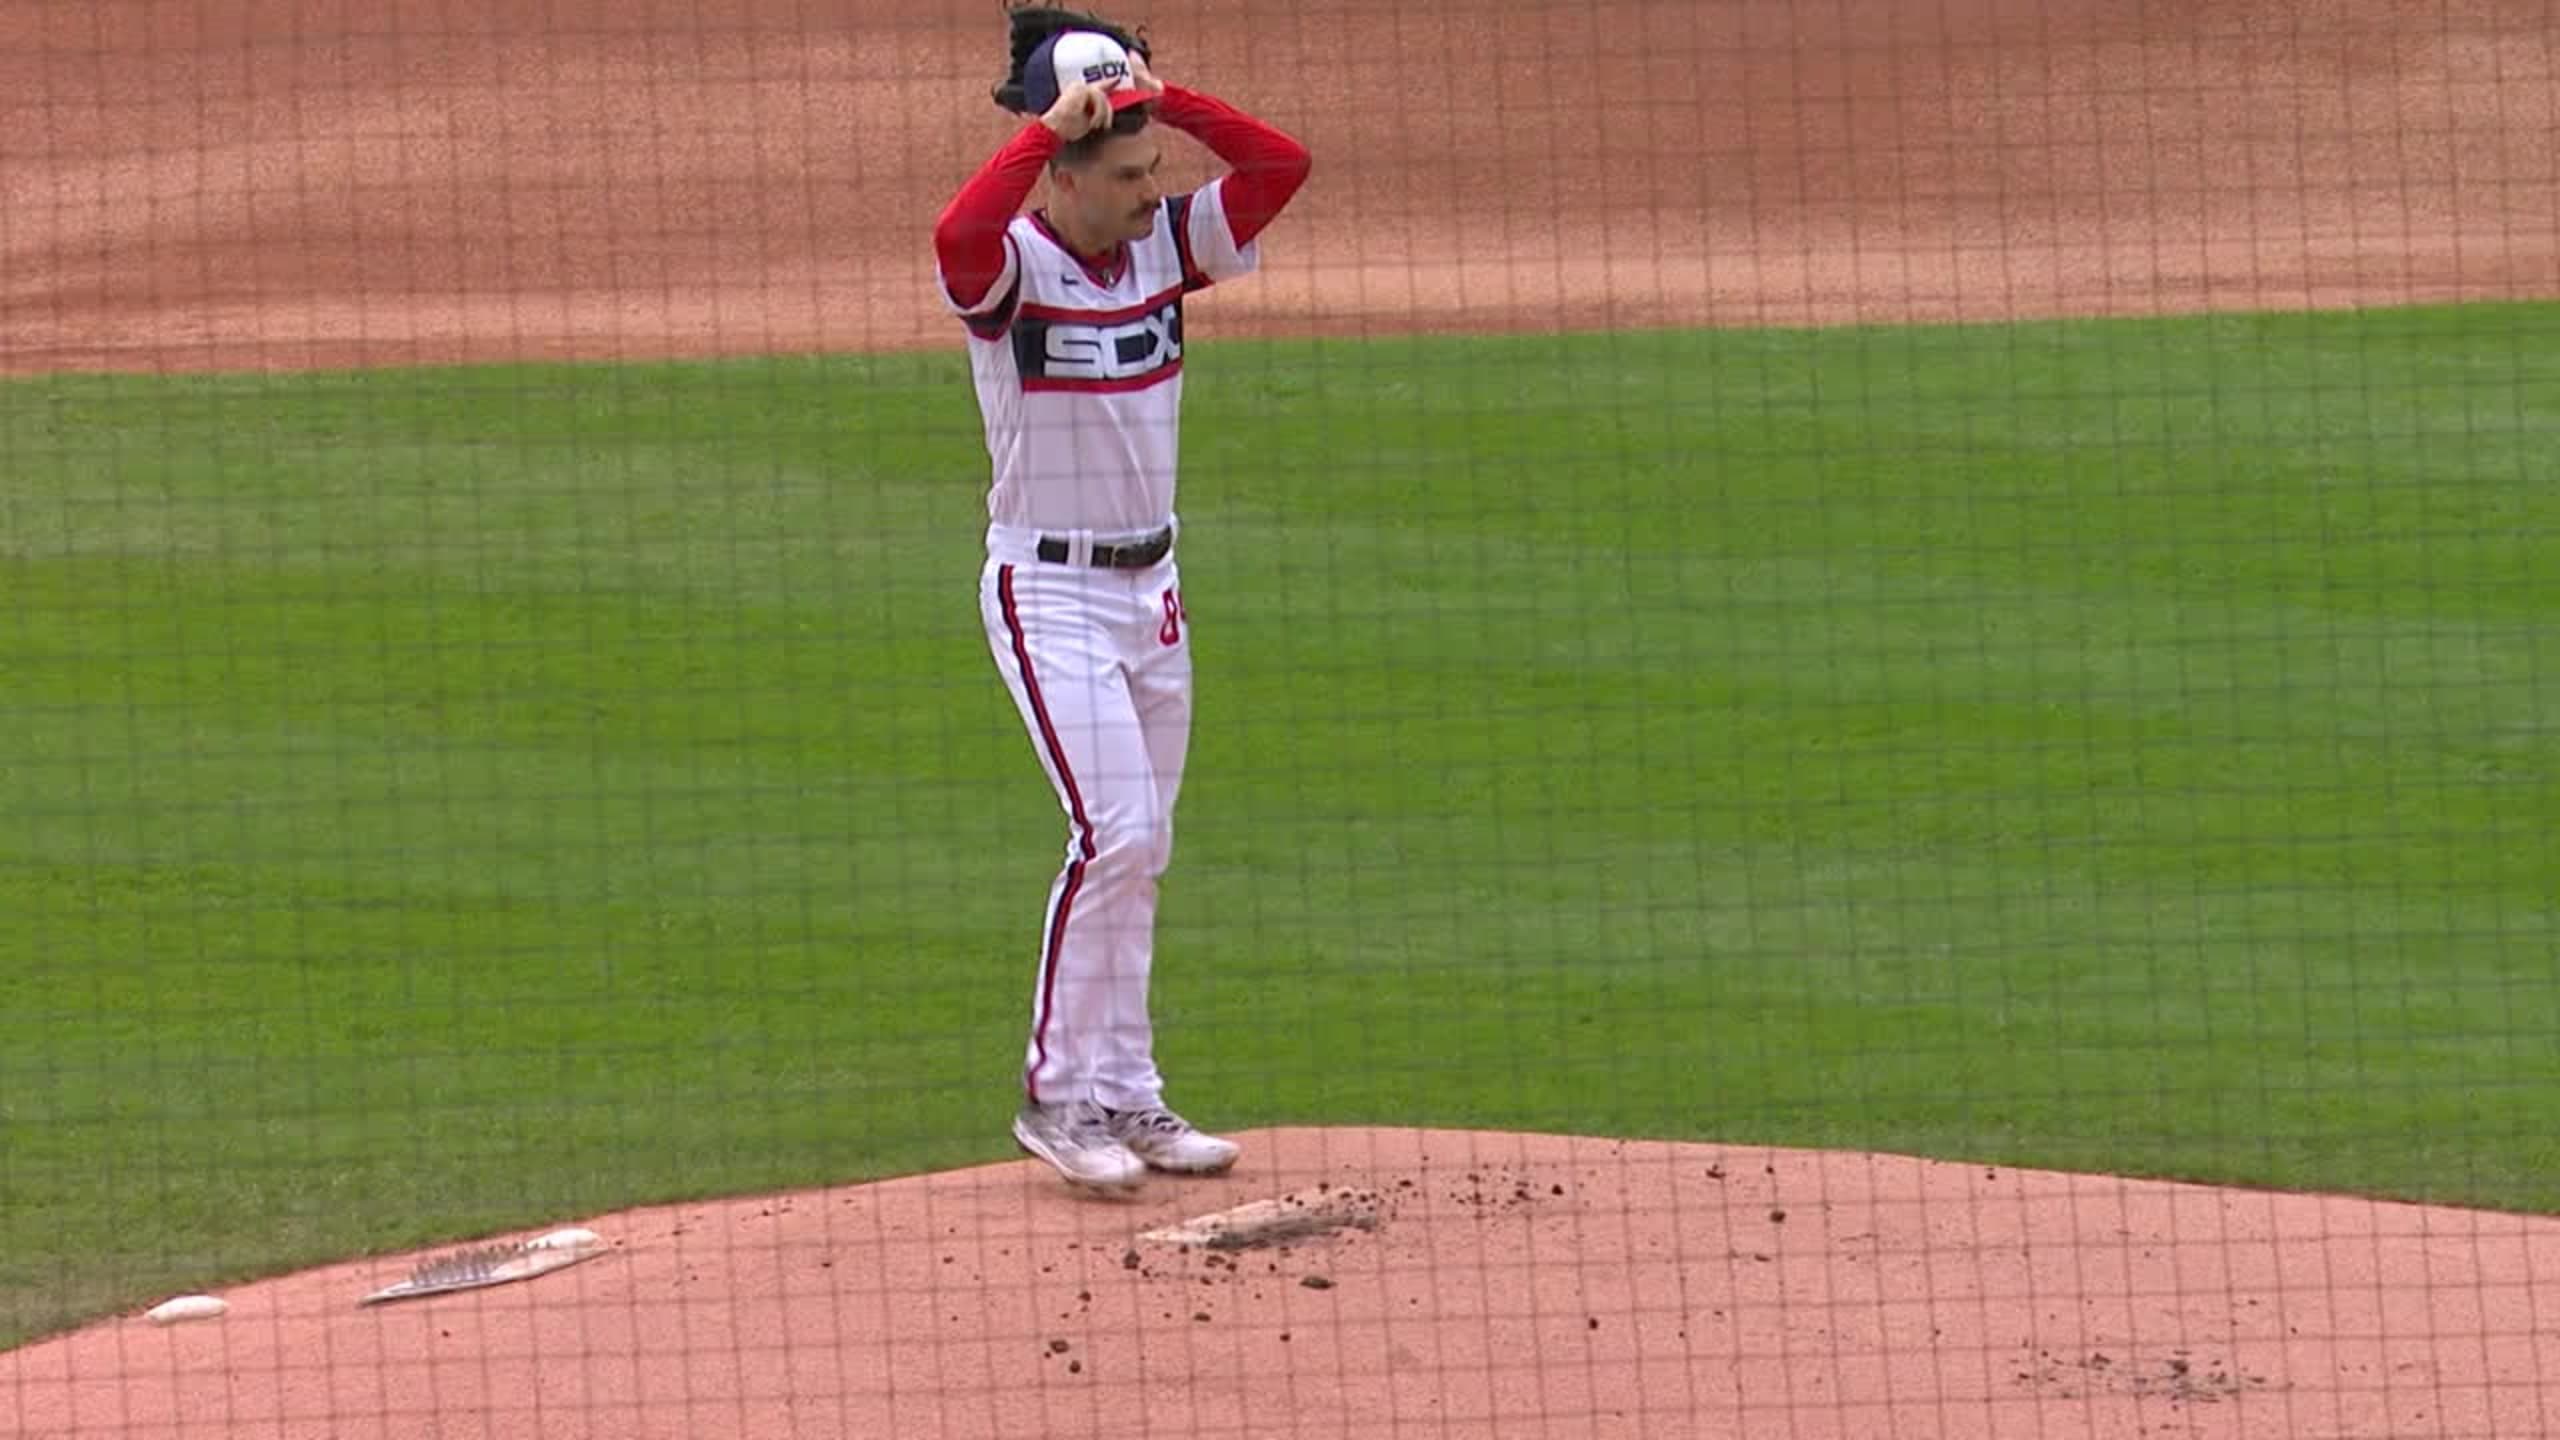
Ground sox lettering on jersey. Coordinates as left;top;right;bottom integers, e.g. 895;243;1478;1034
1043;306;1182;379
1014;298;1184;391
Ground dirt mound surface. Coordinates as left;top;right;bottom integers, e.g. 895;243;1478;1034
11;1127;2559;1438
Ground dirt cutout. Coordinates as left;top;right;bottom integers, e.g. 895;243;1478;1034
1;0;2549;373
4;0;2557;1433
12;1129;2560;1438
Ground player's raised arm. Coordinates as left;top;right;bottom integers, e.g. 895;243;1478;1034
932;81;1117;314
1129;54;1311;250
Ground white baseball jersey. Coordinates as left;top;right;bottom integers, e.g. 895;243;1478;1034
940;179;1261;535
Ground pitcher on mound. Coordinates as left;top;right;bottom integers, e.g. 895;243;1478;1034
932;10;1312;1190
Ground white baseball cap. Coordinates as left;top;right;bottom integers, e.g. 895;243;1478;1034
1023;30;1154;116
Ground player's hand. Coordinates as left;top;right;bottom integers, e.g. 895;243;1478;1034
1041;81;1112;141
1127;53;1166;100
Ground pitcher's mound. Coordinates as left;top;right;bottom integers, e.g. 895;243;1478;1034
9;1127;2557;1438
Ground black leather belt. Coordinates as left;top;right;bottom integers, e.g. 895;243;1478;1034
1037;526;1173;569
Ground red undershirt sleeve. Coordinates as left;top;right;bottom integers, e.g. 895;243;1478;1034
933;123;1062;312
1153;85;1312;249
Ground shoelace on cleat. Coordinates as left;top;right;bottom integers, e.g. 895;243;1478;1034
1062;1101;1121;1141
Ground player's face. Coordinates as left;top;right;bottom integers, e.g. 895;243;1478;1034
1073;131;1165;246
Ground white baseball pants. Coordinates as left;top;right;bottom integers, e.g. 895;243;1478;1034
980;534;1191;1110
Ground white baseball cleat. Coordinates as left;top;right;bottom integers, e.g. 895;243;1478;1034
1107;1106;1242;1174
1014;1101;1147;1192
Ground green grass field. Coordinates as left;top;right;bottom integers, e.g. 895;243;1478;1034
4;302;2556;1349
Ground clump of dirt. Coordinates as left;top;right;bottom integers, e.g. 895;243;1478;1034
2016;1348;2275;1405
1443;1168;1559;1215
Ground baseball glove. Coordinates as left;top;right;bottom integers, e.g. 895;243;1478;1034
991;2;1153;114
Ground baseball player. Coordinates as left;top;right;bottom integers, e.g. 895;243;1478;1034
932;14;1311;1190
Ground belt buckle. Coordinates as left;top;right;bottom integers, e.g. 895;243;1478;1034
1102;529;1166;569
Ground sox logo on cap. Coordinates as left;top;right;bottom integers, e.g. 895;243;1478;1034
1021;30;1155;117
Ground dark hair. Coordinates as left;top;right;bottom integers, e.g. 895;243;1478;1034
1053;104;1153;170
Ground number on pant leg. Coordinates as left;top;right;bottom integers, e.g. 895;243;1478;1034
1159;586;1185;647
